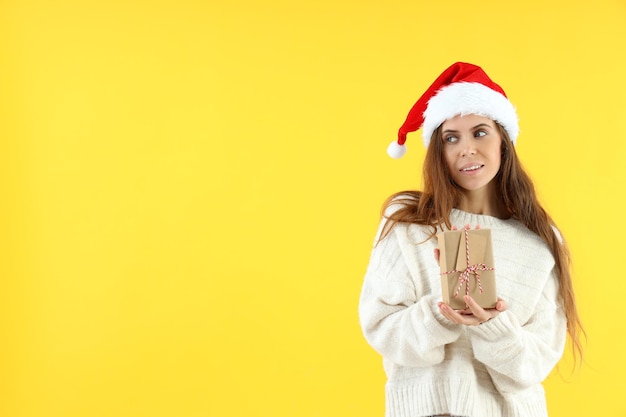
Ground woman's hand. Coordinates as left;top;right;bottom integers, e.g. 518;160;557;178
438;296;507;326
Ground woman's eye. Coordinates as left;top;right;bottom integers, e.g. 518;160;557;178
474;130;487;138
445;135;458;143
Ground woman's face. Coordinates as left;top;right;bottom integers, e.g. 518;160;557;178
441;114;502;193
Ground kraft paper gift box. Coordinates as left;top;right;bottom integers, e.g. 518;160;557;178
436;228;497;310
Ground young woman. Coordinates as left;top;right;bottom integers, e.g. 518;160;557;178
359;62;583;417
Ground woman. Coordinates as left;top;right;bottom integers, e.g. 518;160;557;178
359;62;583;417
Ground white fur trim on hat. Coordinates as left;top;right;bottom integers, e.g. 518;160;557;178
421;82;519;147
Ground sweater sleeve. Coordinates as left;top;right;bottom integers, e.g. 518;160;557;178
358;222;462;367
468;267;567;393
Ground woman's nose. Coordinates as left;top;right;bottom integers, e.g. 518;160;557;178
460;138;476;157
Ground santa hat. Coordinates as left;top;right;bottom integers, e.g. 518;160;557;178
387;62;519;158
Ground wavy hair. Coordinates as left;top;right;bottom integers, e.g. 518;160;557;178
379;123;584;363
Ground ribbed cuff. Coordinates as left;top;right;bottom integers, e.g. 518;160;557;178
468;310;518;341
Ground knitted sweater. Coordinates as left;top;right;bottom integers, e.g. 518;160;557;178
359;208;567;417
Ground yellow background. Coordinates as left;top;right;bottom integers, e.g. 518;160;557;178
1;1;624;416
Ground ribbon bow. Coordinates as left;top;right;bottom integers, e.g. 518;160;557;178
442;228;495;299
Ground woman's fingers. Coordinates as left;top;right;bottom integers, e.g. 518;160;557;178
438;303;461;323
462;296;491;322
439;296;506;326
438;301;480;325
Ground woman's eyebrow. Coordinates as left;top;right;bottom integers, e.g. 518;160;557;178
442;123;492;134
472;123;492;129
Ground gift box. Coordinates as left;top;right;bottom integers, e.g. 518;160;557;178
436;228;497;310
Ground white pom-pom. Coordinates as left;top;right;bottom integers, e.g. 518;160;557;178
387;141;407;158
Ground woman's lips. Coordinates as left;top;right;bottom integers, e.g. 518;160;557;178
460;163;484;173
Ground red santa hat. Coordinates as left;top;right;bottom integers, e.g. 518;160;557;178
387;62;519;158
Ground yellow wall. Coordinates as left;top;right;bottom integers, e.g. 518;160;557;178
1;1;624;416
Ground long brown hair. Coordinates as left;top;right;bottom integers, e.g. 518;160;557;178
379;123;584;363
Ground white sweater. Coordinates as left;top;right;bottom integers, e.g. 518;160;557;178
359;208;567;417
